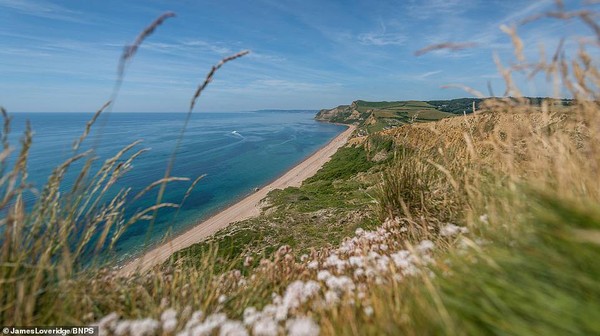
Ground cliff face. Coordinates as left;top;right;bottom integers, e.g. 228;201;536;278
315;101;368;125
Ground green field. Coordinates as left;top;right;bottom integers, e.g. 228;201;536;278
316;99;457;134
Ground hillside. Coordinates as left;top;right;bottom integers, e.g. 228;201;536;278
4;95;599;335
316;98;575;136
315;99;463;135
90;96;599;336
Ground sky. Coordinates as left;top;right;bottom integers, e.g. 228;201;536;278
0;0;597;112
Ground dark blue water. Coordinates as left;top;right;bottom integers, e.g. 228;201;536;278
5;111;345;261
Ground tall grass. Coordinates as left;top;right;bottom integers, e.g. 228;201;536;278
0;13;248;325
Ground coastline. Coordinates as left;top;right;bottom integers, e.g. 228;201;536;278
118;124;356;276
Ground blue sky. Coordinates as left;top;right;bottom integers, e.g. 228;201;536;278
0;0;597;112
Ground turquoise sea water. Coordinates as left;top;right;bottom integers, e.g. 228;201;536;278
5;111;346;261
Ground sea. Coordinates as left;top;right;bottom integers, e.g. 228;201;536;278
4;111;346;262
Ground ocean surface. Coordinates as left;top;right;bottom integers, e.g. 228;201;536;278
5;111;346;261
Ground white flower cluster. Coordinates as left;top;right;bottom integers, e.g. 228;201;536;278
304;218;442;309
95;280;321;336
94;218;468;335
440;223;469;237
96;309;252;336
240;280;321;336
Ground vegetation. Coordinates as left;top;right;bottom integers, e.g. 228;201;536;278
317;98;576;136
1;3;599;336
315;99;455;134
427;97;574;114
172;144;392;272
427;98;484;114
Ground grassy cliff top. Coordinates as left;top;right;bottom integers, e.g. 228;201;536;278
315;97;574;136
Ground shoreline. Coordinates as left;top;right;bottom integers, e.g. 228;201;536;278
118;124;356;276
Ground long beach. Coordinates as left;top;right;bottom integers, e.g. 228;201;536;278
119;124;356;276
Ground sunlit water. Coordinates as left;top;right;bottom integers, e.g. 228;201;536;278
6;111;345;261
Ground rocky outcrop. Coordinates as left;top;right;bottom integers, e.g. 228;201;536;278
315;105;352;122
315;101;369;125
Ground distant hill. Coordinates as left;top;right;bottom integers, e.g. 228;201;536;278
316;98;574;135
253;109;318;113
315;99;455;135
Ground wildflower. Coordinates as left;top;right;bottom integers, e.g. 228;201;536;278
317;270;331;281
417;240;435;252
276;245;291;256
184;311;204;330
163;318;178;334
218;295;228;304
272;293;282;305
114;321;130;336
440;223;468;237
161;309;178;333
364;306;374;317
252;318;278;336
190;314;227;336
324;254;346;272
391;250;412;269
364;232;380;242
242;307;259;326
219;321;248;336
307;260;319;269
325;275;355;293
303;280;321;298
161;309;177;322
375;255;390;272
402;264;419;276
325;290;340;305
286;317;320;336
129;318;160;336
274;305;288;321
261;304;278;319
96;312;119;335
282;281;320;310
243;256;254;267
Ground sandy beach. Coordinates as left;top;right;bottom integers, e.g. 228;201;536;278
119;124;356;276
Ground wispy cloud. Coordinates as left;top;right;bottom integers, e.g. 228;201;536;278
245;78;341;92
181;40;233;54
357;19;406;46
499;0;554;25
0;0;85;22
406;0;476;20
416;70;442;79
358;32;407;46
